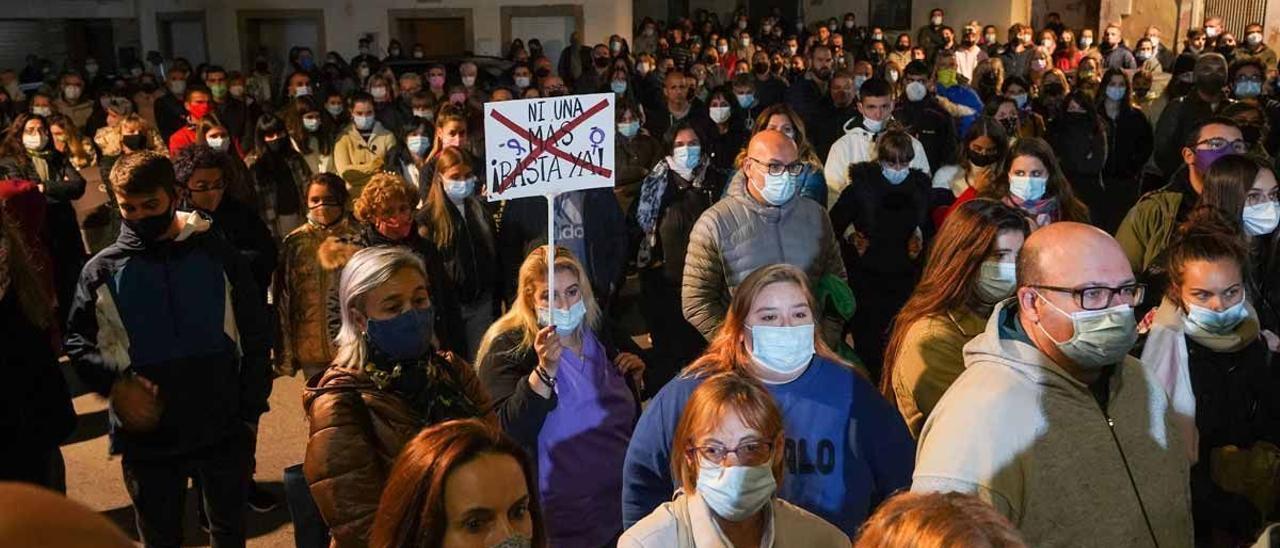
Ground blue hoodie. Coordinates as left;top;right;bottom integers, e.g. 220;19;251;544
621;356;915;536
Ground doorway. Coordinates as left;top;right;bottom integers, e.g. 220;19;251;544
157;12;209;66
388;9;474;58
238;10;326;77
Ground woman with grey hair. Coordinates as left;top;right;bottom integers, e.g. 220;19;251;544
302;245;493;547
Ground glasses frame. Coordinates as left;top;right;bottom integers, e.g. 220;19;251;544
748;157;807;176
687;440;776;466
1031;283;1147;311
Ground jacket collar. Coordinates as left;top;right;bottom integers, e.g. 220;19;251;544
116;209;211;250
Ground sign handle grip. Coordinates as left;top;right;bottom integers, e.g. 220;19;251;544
546;191;558;316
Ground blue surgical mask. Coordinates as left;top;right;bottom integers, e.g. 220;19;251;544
1236;80;1263;98
1034;294;1138;369
1105;85;1126;102
696;461;776;521
407;135;429;155
1186;301;1250;334
325;104;344;116
1243;201;1280;236
1012;93;1029;109
537;299;587;336
1008;175;1048;201
366;306;434;361
882;164;910;185
736;93;756;109
672;145;701;169
618;121;640;138
443;177;474;201
748;323;814;373
354;114;375;131
755;171;800;206
611;80;628;94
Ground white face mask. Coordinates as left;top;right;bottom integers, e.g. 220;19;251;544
443;176;475;201
229;85;245;98
413;108;432;119
515;76;531;88
709;105;731;123
1243;201;1280;236
293;85;311;97
977;261;1017;303
1008;175;1048;201
747;323;814;374
31;106;51;117
863;116;884;133
303;117;321;132
462;75;476;87
63;85;82;101
353;114;375;131
696;461;776;521
370;86;387;99
206;136;229;151
407;135;429;155
905;81;928;102
22;133;45;151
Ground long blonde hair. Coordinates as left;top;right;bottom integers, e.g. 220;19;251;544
683;264;843;378
333;246;428;370
475;246;601;359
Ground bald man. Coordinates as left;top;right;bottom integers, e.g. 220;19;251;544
682;130;846;339
912;223;1193;547
0;482;133;547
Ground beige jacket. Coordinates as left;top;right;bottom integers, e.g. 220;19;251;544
890;306;987;438
619;492;849;548
913;300;1193;548
333;122;396;204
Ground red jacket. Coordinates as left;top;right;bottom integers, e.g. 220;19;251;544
168;126;198;158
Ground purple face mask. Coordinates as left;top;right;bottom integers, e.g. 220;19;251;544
1194;147;1237;173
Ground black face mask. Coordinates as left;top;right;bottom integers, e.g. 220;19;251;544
897;43;910;52
124;206;175;243
535;67;552;79
1133;87;1151;97
122;134;147;151
753;62;769;75
998;117;1017;135
266;138;285;153
1242;124;1265;145
140;81;158;92
594;56;611;68
1197;72;1227;93
969;150;1000;167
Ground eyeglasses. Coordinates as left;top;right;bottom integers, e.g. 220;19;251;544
187;180;226;193
687;440;774;466
1031;283;1146;310
1195;138;1250;153
748;157;807;176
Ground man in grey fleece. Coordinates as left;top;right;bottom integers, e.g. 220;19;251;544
913;222;1193;547
681;130;846;339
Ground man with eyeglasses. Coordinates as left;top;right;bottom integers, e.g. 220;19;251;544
1153;53;1230;177
913;222;1194;548
682;130;846;341
1118;117;1244;277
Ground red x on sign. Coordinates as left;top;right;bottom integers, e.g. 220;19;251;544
489;97;614;194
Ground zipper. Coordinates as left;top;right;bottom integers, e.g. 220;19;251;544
1102;410;1159;547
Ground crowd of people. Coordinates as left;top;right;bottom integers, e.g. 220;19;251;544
4;5;1280;548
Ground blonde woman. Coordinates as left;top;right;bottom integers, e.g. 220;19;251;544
47;113;96;169
620;373;847;547
622;263;914;537
303;246;492;547
477;245;644;547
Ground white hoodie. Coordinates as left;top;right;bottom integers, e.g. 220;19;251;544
822;118;930;208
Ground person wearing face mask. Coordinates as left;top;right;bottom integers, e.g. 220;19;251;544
351;37;379;73
275;173;359;380
982;138;1089;227
998;24;1036;80
915;9;947;60
415;147;499;360
683;130;847;341
574;44;616;94
894;62;959;170
153;66;192;141
747;51;786;109
634;19;660;56
1234;22;1276;70
1046;91;1108;226
628;123;723;392
370;419;546;548
389;119;434;198
704;88;749;177
912;222;1194;548
935;119;1010;223
52;72;92;132
367;73;407;135
1153;53;1230;177
626;263;914;536
1118;117;1246;277
0;113;86;316
247;113;311;238
883;199;1028;437
65;151;272;548
824;78;931;206
954;26;989;82
1094;70;1155;233
477;245;643;547
614;99;663;211
888;35;914;75
285;96;336;175
621;373;849;547
203;65;252;149
1137;210;1280;546
304;245;493;547
334;92;397;203
830;131;935;375
165;85;214;158
809;71;861;160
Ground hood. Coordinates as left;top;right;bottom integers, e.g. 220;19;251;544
116;209;212;250
962;298;1097;394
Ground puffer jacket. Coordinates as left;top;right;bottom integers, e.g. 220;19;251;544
333;121;397;204
303;354;494;548
681;171;846;338
274;217;361;378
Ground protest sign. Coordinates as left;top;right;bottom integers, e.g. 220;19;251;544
484;93;616;201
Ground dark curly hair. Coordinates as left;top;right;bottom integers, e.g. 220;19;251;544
172;143;227;188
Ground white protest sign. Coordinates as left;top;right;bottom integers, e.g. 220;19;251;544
483;92;616;202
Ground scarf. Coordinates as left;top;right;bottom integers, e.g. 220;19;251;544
1005;194;1059;227
362;344;483;424
635;159;705;266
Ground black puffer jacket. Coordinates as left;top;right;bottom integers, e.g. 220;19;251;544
831;161;933;276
